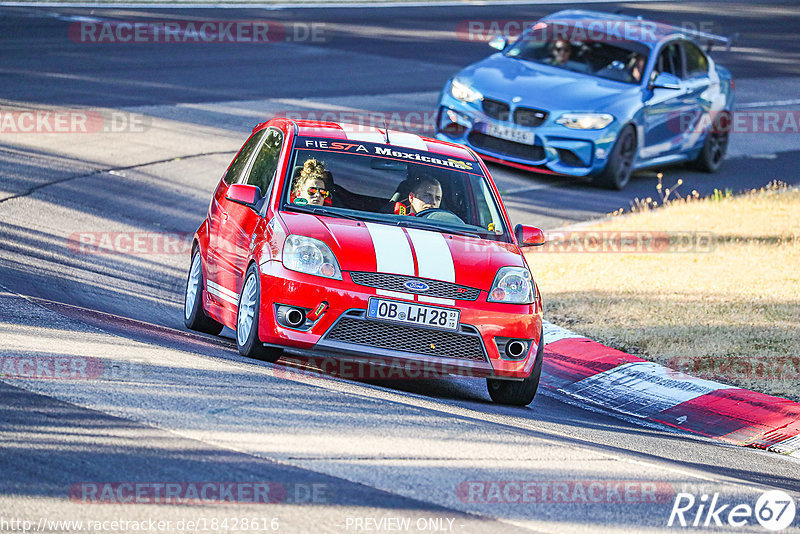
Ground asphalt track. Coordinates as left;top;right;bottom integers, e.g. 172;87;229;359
1;2;799;532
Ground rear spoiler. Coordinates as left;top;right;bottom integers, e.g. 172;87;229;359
673;27;738;53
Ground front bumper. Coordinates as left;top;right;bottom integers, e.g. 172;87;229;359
257;260;542;379
435;95;618;177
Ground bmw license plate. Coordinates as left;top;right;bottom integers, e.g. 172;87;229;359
484;123;535;144
367;298;460;332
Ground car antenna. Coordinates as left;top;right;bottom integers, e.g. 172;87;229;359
383;119;391;144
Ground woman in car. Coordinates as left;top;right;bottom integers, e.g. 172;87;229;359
292;158;333;206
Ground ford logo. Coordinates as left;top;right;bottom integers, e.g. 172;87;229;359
403;280;429;292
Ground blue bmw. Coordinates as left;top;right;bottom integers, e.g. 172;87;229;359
436;10;735;189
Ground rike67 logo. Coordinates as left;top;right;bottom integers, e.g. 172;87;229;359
668;490;796;531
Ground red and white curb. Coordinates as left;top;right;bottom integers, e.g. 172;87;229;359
541;321;800;458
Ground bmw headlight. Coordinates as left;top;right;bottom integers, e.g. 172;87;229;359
556;113;615;130
450;79;483;103
488;267;535;304
282;235;342;280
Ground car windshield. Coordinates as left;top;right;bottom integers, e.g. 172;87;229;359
504;23;650;84
283;136;509;242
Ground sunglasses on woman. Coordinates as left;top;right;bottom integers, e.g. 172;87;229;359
307;187;330;198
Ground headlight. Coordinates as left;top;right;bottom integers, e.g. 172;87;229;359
487;267;535;304
556;113;615;130
282;235;342;280
450;79;483;103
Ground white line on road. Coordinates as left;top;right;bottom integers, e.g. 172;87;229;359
3;0;671;8
736;98;800;109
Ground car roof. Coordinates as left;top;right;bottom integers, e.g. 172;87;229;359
289;119;479;162
540;9;696;48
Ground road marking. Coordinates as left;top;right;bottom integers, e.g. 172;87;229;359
4;0;671;8
736;98;800;109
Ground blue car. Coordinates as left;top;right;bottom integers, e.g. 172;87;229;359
436;10;735;189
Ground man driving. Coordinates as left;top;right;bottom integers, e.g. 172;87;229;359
394;176;442;215
408;177;442;214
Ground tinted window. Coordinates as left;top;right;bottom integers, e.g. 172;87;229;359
683;41;709;77
223;130;266;185
503;27;650;85
656;43;684;78
243;129;283;196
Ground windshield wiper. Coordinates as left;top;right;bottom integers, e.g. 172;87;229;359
394;218;489;239
287;205;363;221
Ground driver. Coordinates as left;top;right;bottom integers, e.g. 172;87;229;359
394;176;442;215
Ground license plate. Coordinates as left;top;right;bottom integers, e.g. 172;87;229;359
367;298;460;332
484;123;535;144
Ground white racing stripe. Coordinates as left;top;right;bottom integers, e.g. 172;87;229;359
364;222;416;301
405;228;455;306
206;280;239;305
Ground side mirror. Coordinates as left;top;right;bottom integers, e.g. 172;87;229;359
488;35;508;51
515;224;545;247
649;72;682;90
226;183;262;210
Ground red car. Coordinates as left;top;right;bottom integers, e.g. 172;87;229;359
184;118;546;405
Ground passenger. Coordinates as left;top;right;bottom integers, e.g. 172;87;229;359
629;54;647;83
292;159;332;206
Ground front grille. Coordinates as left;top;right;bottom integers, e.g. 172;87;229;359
350;272;481;301
513;107;548;127
482;98;510;121
468;132;545;161
324;316;487;362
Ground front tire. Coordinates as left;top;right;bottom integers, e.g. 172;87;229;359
236;264;282;362
184;249;224;335
692;111;730;172
487;329;544;406
594;125;637;190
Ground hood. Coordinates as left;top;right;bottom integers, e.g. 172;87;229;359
459;53;638;111
279;211;526;291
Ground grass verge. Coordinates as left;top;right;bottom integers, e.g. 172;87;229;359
526;183;800;401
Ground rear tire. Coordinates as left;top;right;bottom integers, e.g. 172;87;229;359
692;111;730;172
487;328;544;406
594;125;637;190
184;250;224;335
236;264;282;363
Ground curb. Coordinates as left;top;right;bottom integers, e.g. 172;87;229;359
540;321;800;458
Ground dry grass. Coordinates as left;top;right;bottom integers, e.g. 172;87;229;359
526;184;800;400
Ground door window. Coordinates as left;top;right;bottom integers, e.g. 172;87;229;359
224;130;267;185
683;41;709;78
655;42;684;78
242;129;283;197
